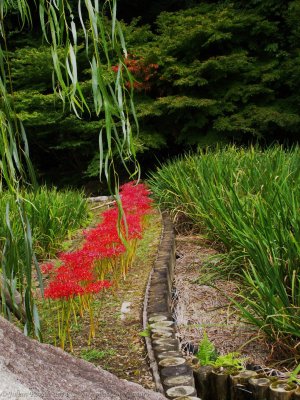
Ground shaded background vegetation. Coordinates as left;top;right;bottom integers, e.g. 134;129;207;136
7;0;300;189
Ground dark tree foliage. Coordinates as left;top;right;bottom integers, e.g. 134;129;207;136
8;0;300;186
128;1;300;150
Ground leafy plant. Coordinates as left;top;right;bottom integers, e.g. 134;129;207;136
139;325;152;337
211;352;246;371
0;187;90;259
288;364;300;385
196;332;217;366
196;332;245;371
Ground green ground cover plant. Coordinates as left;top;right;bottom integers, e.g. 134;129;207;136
80;348;117;362
148;146;300;353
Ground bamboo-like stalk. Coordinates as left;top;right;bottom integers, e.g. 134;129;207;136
0;0;137;337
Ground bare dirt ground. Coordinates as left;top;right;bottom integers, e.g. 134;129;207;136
173;234;273;369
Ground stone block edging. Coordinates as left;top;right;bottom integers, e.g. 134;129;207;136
143;212;200;400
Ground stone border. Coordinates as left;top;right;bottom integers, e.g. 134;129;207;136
143;212;200;400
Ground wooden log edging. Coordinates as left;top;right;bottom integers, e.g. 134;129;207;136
143;212;200;400
192;365;300;400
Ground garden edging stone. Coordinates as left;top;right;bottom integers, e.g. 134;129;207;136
143;212;200;400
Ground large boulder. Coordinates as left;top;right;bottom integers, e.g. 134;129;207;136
0;316;166;400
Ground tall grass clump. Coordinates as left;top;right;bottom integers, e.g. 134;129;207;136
148;145;300;347
0;187;90;260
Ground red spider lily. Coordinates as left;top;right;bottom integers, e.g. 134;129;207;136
43;182;152;297
62;249;96;265
124;214;143;239
55;264;95;283
84;280;111;294
44;280;84;299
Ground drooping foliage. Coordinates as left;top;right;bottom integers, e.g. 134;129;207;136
0;0;137;336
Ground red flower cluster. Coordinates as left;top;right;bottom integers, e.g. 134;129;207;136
112;54;159;92
42;182;152;300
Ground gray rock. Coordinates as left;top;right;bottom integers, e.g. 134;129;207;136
0;317;166;400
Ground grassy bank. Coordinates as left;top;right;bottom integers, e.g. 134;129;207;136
148;146;300;350
0;186;90;260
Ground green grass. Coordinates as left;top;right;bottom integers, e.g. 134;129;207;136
148;145;300;348
80;348;117;362
0;186;90;259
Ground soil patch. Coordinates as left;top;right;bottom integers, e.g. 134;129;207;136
174;234;273;369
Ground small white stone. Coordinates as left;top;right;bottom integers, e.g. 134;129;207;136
120;301;131;320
